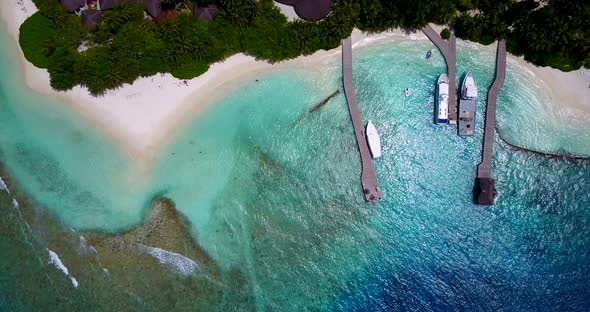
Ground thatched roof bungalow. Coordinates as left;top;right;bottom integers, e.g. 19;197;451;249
193;3;218;21
274;0;334;21
98;0;117;10
143;0;162;18
81;10;104;30
62;0;170;23
60;0;86;13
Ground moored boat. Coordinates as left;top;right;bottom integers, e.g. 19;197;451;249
434;74;449;124
405;88;411;97
458;71;478;136
366;121;382;159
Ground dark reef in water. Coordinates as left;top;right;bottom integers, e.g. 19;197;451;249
309;89;341;113
496;128;590;161
0;167;256;311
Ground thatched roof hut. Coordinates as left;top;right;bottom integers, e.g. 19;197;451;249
98;0;117;10
193;3;218;21
100;0;146;10
143;0;162;18
274;0;333;21
99;0;161;18
81;10;104;30
60;0;86;12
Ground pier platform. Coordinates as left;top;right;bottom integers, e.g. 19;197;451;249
475;39;507;205
342;37;382;203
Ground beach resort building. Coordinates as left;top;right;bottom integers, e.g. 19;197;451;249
274;0;334;21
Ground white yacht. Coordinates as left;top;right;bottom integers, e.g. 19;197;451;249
434;74;449;124
459;71;478;136
366;121;382;159
405;88;411;97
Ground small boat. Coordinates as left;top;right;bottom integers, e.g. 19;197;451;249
426;50;432;59
458;71;478;136
434;74;449;124
366;121;382;159
405;88;411;97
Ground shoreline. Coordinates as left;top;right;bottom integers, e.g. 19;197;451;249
0;0;411;171
1;1;589;171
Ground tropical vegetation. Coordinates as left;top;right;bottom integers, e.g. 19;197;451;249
440;28;450;40
19;0;590;94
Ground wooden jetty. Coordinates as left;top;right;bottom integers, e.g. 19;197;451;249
475;39;507;205
342;37;382;203
422;25;457;124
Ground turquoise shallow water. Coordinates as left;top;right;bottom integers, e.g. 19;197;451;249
1;27;590;311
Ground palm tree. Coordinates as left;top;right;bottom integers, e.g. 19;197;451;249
174;34;195;57
74;58;92;83
160;20;181;38
487;13;508;37
219;0;239;11
382;7;403;30
292;21;319;54
464;15;480;38
326;12;353;39
548;16;569;47
104;66;124;88
219;0;254;28
527;30;551;52
42;37;58;58
193;39;211;59
125;30;145;59
359;0;382;30
163;46;184;66
407;0;427;29
334;0;360;20
438;2;457;25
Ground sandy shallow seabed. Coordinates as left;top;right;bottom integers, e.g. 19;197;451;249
1;1;589;171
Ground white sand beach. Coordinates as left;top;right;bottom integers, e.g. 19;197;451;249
1;1;588;169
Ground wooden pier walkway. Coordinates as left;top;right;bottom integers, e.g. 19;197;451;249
422;25;457;124
475;39;507;205
342;37;382;203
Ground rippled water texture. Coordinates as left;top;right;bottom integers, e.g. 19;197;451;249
1;28;589;311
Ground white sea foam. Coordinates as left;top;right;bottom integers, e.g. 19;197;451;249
138;244;198;276
47;249;69;276
79;236;87;254
0;177;19;210
47;249;80;288
0;176;8;193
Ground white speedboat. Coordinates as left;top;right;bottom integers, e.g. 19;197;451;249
366;121;382;159
405;88;411;97
459;71;478;136
461;71;478;100
434;74;449;124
